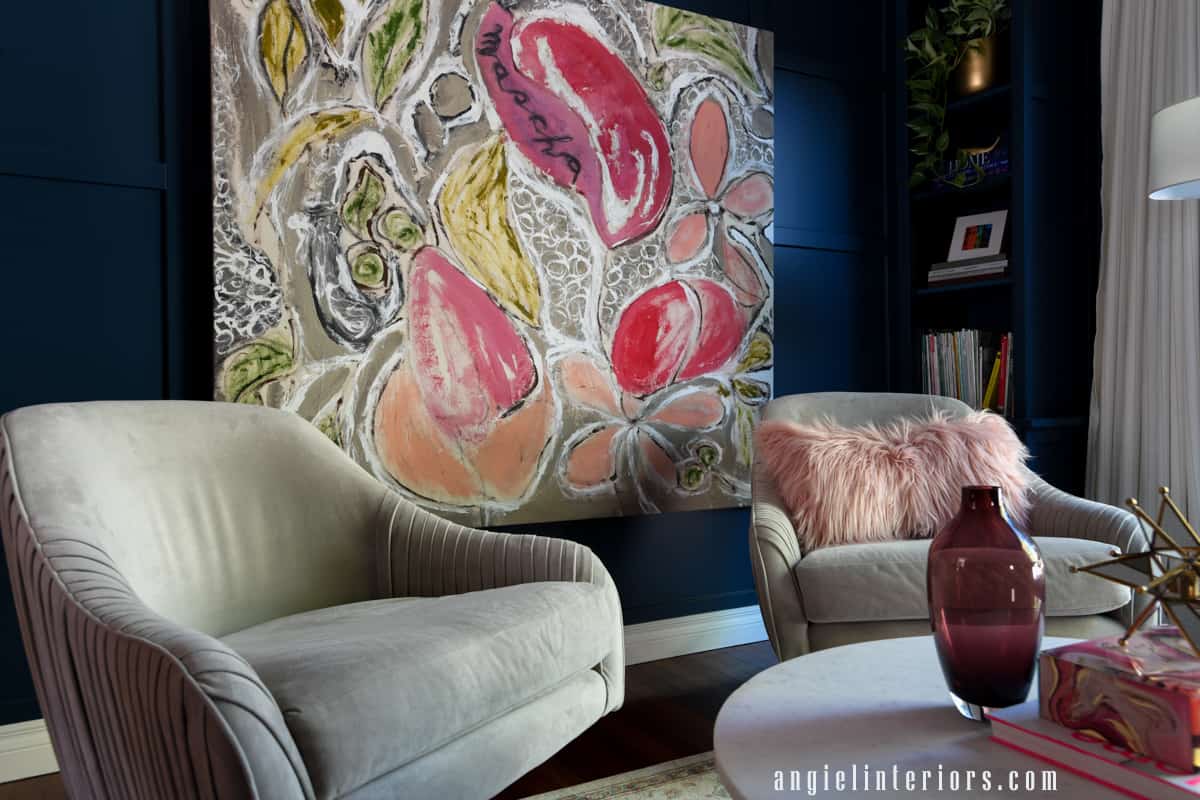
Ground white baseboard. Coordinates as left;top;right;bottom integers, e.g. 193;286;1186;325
624;604;769;666
0;719;57;783
0;605;768;783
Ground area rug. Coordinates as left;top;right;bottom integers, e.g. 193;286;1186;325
525;752;729;799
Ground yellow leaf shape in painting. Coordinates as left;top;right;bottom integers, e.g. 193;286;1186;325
312;0;345;47
736;329;773;373
260;0;308;104
253;107;372;223
439;137;541;327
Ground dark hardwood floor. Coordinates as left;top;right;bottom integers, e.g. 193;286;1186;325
0;779;62;800
0;641;777;800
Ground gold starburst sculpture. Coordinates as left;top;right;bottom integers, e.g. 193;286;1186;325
1072;487;1200;656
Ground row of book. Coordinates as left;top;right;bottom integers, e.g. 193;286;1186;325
928;253;1009;285
990;631;1200;798
920;329;1014;416
991;700;1200;797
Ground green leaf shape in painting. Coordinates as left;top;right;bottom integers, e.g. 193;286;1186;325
654;7;760;95
312;0;345;47
252;107;373;224
315;407;342;446
733;377;770;406
438;136;542;327
646;62;669;92
362;0;425;109
374;207;422;250
341;165;386;238
348;244;387;289
736;329;773;373
695;442;720;467
735;404;756;467
260;0;309;104
221;336;294;404
679;461;707;491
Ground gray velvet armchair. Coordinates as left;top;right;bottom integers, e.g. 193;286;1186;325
0;401;624;799
750;392;1151;661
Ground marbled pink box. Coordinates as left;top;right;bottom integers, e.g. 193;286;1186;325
1039;628;1200;771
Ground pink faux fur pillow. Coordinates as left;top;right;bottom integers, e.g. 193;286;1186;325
755;410;1033;551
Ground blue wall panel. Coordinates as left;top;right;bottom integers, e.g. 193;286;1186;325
0;3;163;186
0;174;165;726
0;1;168;728
773;246;887;395
0;177;165;410
507;508;755;625
774;70;886;253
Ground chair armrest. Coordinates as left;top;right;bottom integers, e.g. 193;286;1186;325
1028;477;1149;554
1027;477;1151;628
378;497;624;713
1;499;313;799
749;459;807;660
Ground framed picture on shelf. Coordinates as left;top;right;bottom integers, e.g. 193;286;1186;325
947;210;1008;261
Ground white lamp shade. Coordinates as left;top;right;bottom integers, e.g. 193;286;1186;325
1149;95;1200;200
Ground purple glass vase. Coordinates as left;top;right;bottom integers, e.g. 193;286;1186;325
927;485;1045;720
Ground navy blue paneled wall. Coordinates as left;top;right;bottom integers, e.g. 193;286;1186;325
0;1;212;726
0;0;889;725
770;1;891;393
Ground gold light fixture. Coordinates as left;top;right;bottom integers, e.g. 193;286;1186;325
1072;487;1200;656
953;36;997;96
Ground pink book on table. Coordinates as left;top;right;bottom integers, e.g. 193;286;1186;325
989;700;1200;799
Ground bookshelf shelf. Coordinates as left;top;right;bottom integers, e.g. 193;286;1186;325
911;173;1011;204
1024;416;1087;430
887;0;1102;494
914;277;1013;297
946;83;1011;113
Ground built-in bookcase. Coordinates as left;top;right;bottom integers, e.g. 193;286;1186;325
887;0;1103;494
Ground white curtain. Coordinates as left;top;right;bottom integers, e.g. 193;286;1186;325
1088;0;1200;514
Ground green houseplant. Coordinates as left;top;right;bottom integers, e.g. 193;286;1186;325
905;0;1011;188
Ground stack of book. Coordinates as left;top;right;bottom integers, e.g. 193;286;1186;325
990;701;1200;798
920;329;1013;416
927;254;1008;285
989;630;1200;798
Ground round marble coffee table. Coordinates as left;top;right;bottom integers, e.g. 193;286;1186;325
714;636;1117;799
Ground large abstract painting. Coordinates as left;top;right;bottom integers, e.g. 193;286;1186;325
211;0;774;525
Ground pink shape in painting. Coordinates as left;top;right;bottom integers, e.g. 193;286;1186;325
558;278;745;496
477;2;672;248
611;279;743;398
408;247;536;444
559;353;730;495
374;247;553;506
666;96;773;307
690;98;730;199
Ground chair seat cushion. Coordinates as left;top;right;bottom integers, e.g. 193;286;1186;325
223;582;615;799
794;536;1130;624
